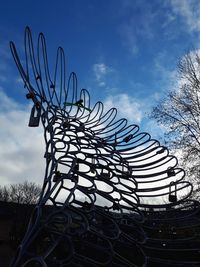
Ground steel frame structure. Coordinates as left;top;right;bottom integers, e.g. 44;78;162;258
9;27;199;267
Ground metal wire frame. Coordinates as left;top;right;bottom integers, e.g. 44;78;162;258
9;27;197;267
142;199;200;266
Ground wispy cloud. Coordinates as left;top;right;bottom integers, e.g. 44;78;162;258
117;0;200;57
103;93;143;123
92;63;113;87
153;52;177;91
0;37;17;84
119;22;139;56
118;1;156;56
169;0;200;33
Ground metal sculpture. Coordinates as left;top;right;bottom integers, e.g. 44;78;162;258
9;27;199;267
143;200;200;266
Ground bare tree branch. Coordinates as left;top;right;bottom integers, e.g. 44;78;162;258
0;181;41;204
150;50;200;198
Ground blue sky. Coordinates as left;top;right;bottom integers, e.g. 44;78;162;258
0;0;200;185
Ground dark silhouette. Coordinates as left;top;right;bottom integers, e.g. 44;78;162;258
0;181;41;205
7;27;200;267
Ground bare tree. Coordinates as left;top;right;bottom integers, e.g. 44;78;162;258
150;50;200;197
0;185;11;202
0;181;41;204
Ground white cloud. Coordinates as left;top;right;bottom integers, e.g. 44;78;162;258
93;63;113;87
0;89;45;186
169;0;200;33
103;93;143;123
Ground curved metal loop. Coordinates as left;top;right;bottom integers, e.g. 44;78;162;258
9;27;197;267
